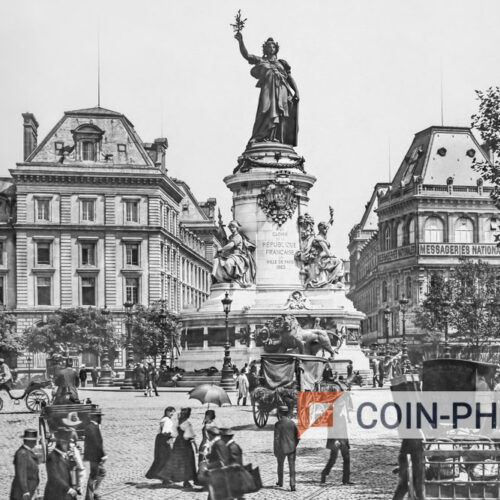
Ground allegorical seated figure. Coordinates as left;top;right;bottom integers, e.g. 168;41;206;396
296;222;344;288
212;220;256;288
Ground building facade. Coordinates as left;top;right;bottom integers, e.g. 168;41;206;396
348;126;500;349
3;107;220;372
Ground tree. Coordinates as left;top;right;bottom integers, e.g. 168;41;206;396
472;87;500;217
0;309;23;358
448;259;500;355
414;272;452;336
23;307;118;358
416;259;500;359
128;301;181;363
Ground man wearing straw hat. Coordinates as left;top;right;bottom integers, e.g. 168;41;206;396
84;407;107;500
44;428;78;499
10;429;40;500
61;412;86;495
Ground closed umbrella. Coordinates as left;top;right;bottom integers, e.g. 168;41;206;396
188;384;231;407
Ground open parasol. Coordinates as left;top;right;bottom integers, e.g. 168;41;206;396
188;384;232;407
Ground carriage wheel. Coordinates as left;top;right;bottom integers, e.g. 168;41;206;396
407;453;417;500
39;418;48;463
253;400;269;428
26;389;50;413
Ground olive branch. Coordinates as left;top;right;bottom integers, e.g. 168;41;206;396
230;9;247;33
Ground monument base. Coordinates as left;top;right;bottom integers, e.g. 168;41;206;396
178;284;370;376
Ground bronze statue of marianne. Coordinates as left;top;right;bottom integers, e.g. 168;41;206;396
235;31;299;147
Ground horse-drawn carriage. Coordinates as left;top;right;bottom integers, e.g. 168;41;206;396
252;353;340;427
0;379;52;413
400;358;500;499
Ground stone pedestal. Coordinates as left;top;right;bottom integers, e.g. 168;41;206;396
179;142;367;371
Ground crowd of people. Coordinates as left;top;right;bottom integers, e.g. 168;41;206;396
10;407;106;500
4;356;362;499
145;406;253;498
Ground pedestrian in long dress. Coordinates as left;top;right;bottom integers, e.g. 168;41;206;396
146;406;176;485
198;409;216;467
167;407;197;489
10;429;40;500
237;371;249;406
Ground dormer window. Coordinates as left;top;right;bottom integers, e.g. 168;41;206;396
82;141;96;161
71;123;104;162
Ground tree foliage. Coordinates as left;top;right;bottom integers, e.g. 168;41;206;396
0;310;23;356
448;259;500;350
416;259;500;355
471;87;500;215
128;301;181;361
23;307;118;356
414;273;451;335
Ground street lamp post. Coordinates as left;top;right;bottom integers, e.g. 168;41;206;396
121;302;136;391
399;294;410;373
220;291;234;389
98;305;113;387
441;299;451;359
26;355;32;380
383;305;391;353
159;309;168;368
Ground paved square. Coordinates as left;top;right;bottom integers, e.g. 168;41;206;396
0;388;400;499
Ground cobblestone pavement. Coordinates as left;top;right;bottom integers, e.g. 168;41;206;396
0;388;400;499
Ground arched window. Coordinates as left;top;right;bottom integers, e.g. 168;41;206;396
455;217;473;243
408;218;416;245
406;276;412;299
384;227;391;250
484;218;498;243
396;222;404;247
424;217;444;243
394;279;400;300
82;141;96;161
382;281;388;302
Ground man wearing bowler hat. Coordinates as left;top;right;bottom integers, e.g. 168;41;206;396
205;426;229;500
84;407;107;500
220;428;242;466
10;429;40;500
274;405;299;491
44;427;78;499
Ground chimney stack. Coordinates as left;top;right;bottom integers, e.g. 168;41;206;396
22;113;39;161
153;137;168;169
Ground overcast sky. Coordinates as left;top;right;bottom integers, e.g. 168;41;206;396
1;0;499;256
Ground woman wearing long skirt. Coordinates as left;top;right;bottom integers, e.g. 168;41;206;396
145;406;176;485
167;407;197;489
198;409;216;466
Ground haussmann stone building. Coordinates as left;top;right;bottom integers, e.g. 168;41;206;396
347;125;500;353
1;107;222;374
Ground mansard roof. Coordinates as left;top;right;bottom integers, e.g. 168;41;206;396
23;105;152;166
349;182;389;242
390;125;490;189
173;178;211;222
